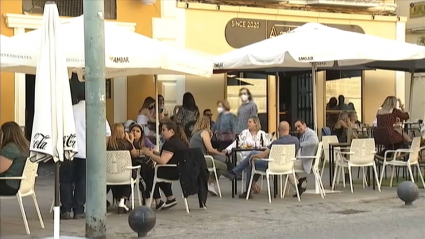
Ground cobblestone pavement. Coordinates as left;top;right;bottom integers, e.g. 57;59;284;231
1;165;424;238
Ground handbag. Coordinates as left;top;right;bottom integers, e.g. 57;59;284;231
216;132;236;142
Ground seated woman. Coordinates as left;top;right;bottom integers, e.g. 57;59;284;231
136;97;157;138
0;122;29;196
189;116;229;196
107;123;138;214
377;96;411;144
223;115;267;193
332;112;357;143
141;119;187;210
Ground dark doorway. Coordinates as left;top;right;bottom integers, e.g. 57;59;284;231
278;72;314;128
25;74;36;140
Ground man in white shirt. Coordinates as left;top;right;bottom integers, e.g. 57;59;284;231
60;91;111;220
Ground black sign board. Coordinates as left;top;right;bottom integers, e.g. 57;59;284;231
225;18;365;49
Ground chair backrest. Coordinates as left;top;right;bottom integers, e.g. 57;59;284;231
106;151;133;184
268;144;296;173
408;137;422;164
204;155;214;168
312;142;324;171
19;159;39;195
322;135;339;161
349;138;376;165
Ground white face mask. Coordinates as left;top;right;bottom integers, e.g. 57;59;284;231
217;107;224;113
240;94;249;102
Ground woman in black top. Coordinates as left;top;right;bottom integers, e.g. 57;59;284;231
107;123;138;213
141;119;188;210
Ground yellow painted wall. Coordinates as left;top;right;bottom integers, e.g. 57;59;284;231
116;1;161;121
184;6;399;129
0;1;22;124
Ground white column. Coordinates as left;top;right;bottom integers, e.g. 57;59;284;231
395;22;406;105
14;27;26;127
152;0;186;110
113;77;128;123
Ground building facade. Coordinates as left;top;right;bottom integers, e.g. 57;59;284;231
0;0;161;127
397;0;425;120
154;0;405;132
1;0;409;134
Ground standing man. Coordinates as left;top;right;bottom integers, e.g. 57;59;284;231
60;91;111;219
292;119;319;196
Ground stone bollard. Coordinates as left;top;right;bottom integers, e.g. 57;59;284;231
128;206;156;237
397;181;419;206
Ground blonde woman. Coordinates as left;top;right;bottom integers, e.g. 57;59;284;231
223;115;267;193
376;96;410;143
107;123;138;213
332;112;357;143
189;116;229;196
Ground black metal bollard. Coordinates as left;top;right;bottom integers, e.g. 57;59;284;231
397;181;419;206
128;206;156;237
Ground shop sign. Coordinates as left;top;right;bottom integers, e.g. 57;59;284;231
410;2;425;18
225;18;364;49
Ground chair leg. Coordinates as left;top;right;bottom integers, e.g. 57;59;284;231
348;166;354;193
318;174;326;197
148;178;157;208
362;167;366;188
390;166;396;188
408;165;415;183
260;176;264;190
416;164;425;189
320;160;326;179
266;174;272;203
31;194;45;228
342;167;346;188
246;168;255;200
379;163;386;187
332;164;339;190
372;163;381;192
130;184;135;210
49;198;54;213
17;195;30;235
293;171;300;202
137;184;142;206
282;175;289;199
213;169;222;198
182;194;190;214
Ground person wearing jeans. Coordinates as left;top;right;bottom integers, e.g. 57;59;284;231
228;121;299;198
60;91;111;220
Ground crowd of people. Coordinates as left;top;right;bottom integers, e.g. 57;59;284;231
1;89;423;220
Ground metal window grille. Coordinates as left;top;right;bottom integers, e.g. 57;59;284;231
23;0;117;19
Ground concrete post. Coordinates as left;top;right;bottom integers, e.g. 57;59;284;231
83;0;107;238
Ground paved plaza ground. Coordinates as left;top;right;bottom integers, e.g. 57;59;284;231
1;164;424;238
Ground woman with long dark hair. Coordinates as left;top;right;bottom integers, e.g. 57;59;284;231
0;121;29;196
174;92;200;129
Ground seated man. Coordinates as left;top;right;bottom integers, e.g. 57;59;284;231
292;119;319;197
227;121;299;198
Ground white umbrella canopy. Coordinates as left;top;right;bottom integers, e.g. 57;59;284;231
4;16;213;78
29;3;78;163
212;23;425;72
0;35;33;68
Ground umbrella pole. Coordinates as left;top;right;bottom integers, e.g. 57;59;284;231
409;71;414;113
311;63;318;133
54;162;60;239
155;75;160;150
275;72;280;138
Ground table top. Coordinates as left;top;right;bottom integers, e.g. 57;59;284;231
231;147;267;152
329;142;351;147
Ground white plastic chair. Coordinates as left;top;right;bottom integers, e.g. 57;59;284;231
204;155;222;197
0;159;44;235
237;152;263;194
294;142;326;198
380;137;425;188
246;144;299;203
147;164;191;213
106;151;142;209
340;138;381;193
321;136;339;178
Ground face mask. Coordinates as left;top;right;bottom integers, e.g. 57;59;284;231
217;107;224;113
240;94;248;101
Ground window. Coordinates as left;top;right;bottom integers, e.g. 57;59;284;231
23;0;117;19
325;70;362;129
